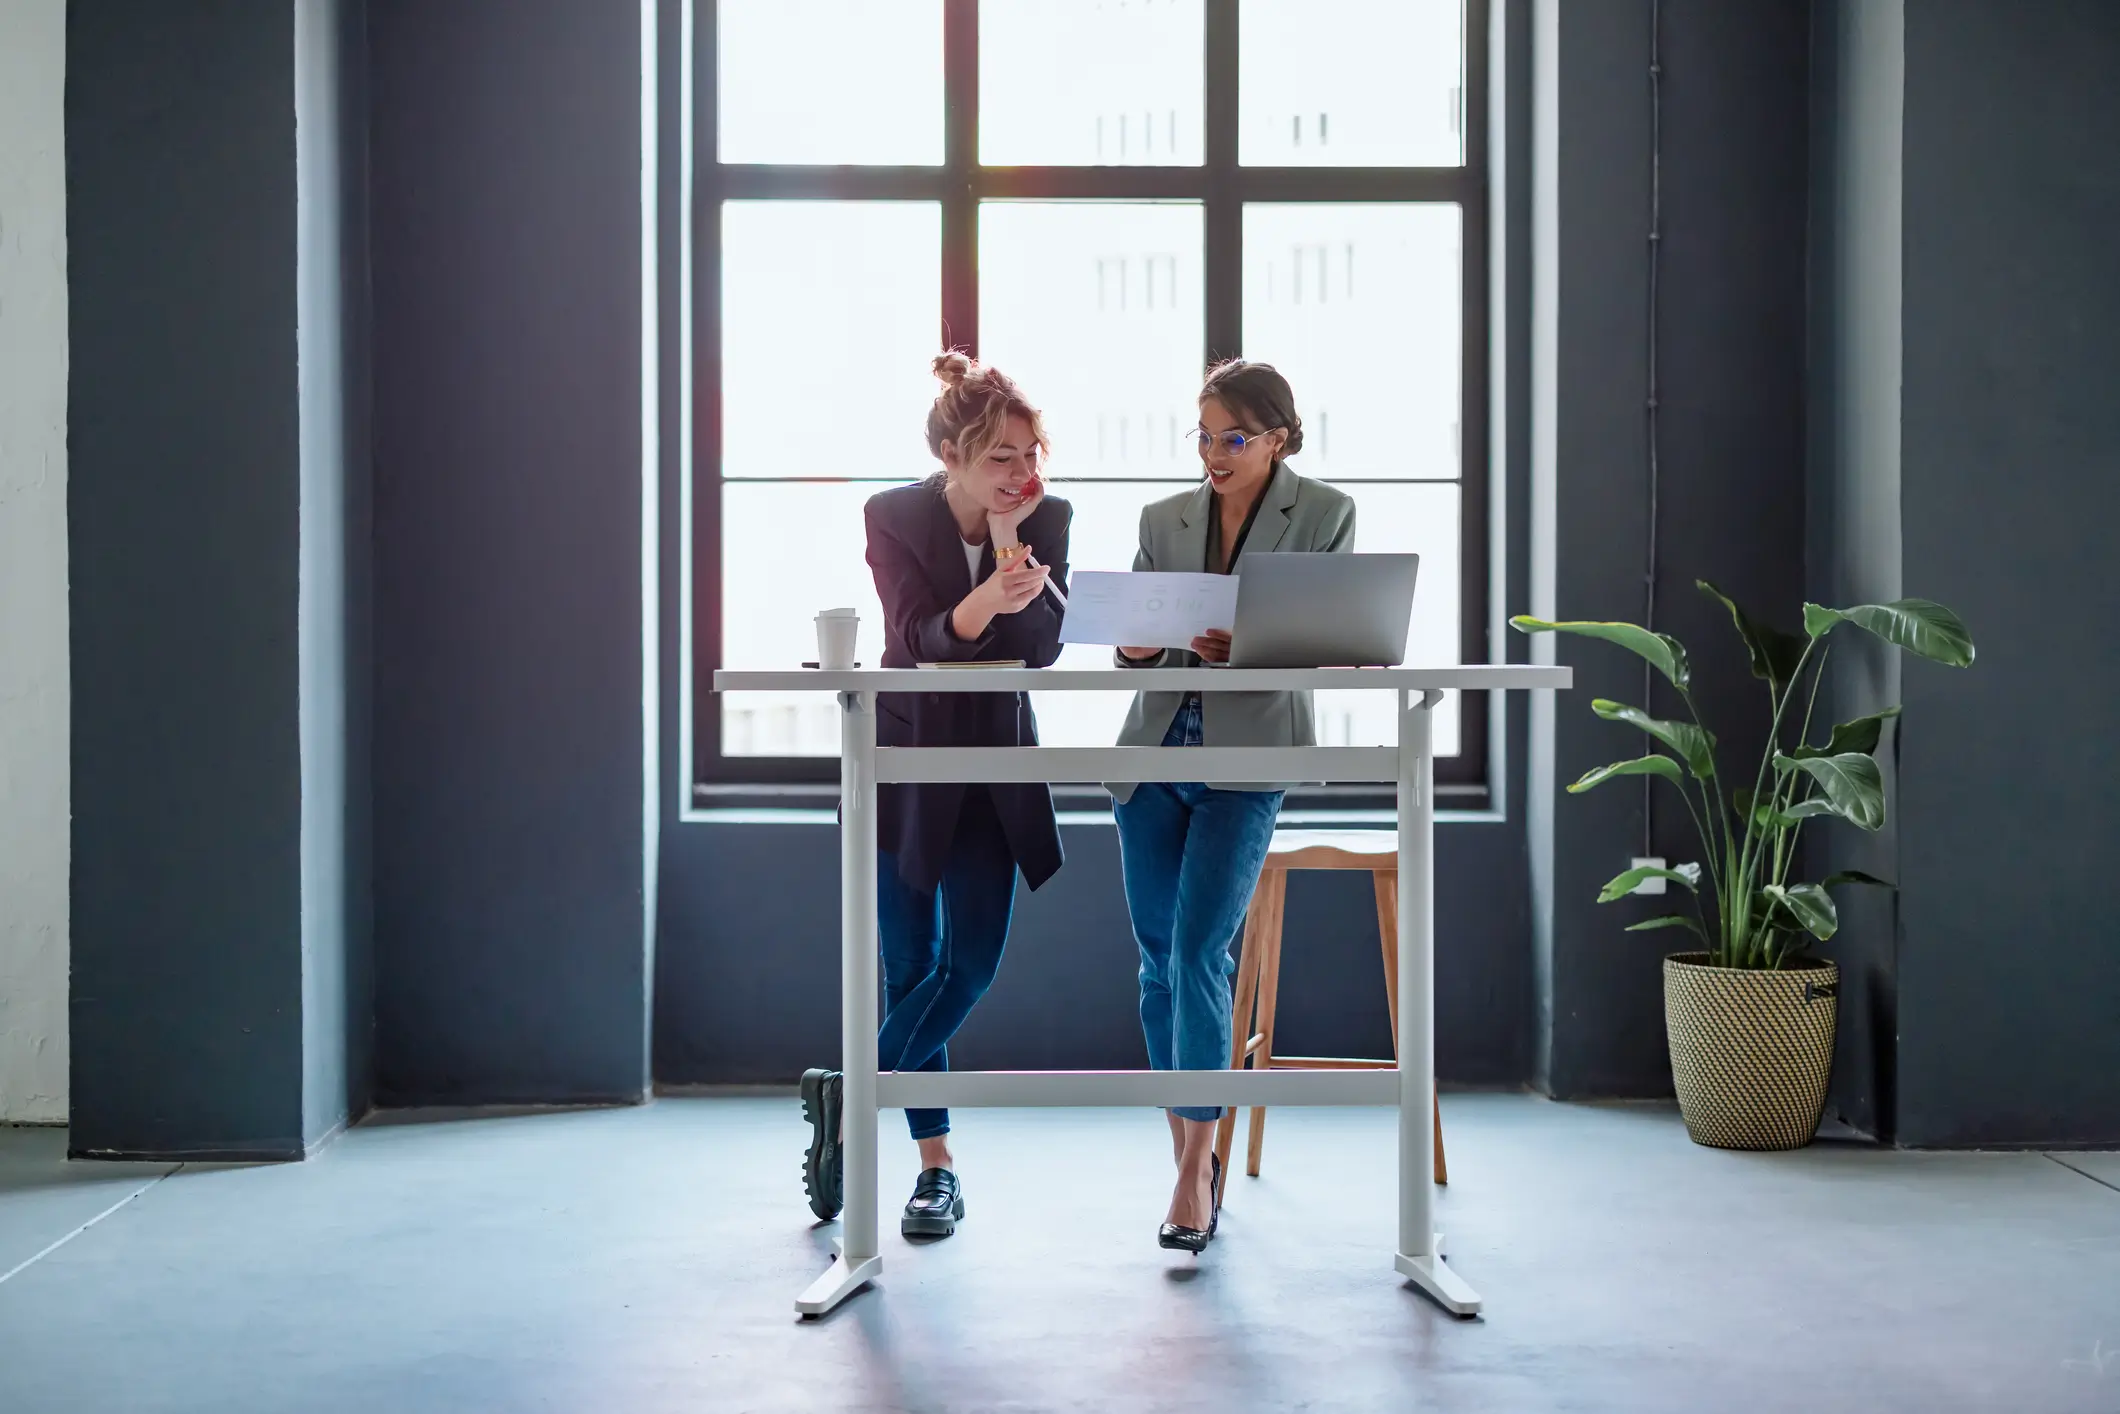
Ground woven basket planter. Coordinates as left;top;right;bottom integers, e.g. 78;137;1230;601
1663;953;1838;1151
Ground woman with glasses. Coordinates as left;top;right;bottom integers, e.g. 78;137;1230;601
1110;359;1355;1253
800;351;1071;1242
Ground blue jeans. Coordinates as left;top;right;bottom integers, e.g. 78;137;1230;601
1113;698;1285;1123
877;787;1017;1140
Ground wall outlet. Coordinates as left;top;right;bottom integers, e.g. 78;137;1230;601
1630;856;1668;895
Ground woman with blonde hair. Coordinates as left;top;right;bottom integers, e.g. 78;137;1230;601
801;351;1072;1241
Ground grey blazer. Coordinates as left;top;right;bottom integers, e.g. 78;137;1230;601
1109;460;1357;803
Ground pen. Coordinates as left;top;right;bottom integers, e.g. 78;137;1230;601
1045;580;1068;611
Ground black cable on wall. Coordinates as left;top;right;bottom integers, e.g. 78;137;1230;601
1643;0;1664;856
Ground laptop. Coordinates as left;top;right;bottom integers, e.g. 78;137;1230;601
1225;552;1420;668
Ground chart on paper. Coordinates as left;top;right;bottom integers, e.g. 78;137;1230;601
1056;571;1241;650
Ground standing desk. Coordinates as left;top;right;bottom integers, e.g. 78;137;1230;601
712;665;1571;1318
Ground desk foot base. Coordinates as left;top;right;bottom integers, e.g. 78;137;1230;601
1395;1248;1481;1317
796;1254;880;1318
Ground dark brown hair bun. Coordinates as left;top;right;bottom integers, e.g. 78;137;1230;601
1200;358;1304;456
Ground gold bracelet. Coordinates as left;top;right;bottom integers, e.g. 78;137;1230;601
992;541;1029;564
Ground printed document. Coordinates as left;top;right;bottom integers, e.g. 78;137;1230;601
1056;571;1240;650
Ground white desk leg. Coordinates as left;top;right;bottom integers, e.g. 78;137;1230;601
1394;689;1480;1317
798;690;882;1318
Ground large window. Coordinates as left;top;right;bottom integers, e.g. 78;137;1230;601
695;0;1488;799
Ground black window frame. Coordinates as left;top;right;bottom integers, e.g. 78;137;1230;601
693;0;1490;806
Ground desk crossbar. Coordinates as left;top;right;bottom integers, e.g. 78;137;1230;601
876;745;1398;785
877;1068;1401;1109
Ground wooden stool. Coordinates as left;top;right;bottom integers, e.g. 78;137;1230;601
1214;830;1448;1186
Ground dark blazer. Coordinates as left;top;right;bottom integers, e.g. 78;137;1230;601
864;478;1071;893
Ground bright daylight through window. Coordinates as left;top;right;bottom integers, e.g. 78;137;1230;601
701;0;1483;790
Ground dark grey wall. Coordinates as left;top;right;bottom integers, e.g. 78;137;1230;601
340;0;379;1130
1891;0;2120;1148
655;819;1532;1085
68;0;317;1158
1805;0;2120;1147
1652;0;1813;803
366;0;655;1105
1806;0;1905;1140
62;0;2106;1143
1532;0;1812;1098
1538;0;1656;1097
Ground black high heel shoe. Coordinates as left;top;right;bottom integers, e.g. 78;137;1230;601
1157;1153;1222;1254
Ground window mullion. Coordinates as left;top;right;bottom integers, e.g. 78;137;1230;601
942;0;978;353
1204;0;1240;363
694;0;725;775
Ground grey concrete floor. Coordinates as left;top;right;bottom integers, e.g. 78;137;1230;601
1;1095;2117;1413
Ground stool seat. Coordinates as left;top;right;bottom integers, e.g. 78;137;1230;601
1214;830;1448;1190
1264;829;1399;869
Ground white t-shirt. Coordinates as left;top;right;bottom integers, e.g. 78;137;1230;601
963;538;983;586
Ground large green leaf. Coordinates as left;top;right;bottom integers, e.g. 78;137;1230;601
1598;861;1702;903
1626;915;1706;940
1510;617;1693;690
1592;700;1716;779
1802;599;1975;667
1697;580;1809;688
1568;755;1686;794
1775;751;1886;830
1761;883;1839;941
1822;869;1895;889
1791;706;1902;760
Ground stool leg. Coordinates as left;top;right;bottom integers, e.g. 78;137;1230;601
1217;875;1270;1182
1245;871;1288;1179
1375;870;1446;1185
1434;1090;1448;1186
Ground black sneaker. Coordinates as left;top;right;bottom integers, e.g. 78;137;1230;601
901;1167;964;1239
799;1068;843;1221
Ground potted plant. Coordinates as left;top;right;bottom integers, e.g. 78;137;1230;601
1513;588;1974;1149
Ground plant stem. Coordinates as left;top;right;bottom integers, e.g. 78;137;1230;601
1668;783;1718;942
1750;650;1836;965
1675;686;1731;952
1736;640;1820;959
1775;646;1832;889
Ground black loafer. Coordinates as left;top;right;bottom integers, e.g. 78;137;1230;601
1158;1154;1222;1254
800;1068;843;1221
902;1167;964;1238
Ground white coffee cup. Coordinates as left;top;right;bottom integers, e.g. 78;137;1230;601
815;608;859;669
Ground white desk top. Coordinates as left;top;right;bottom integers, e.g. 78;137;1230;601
713;665;1571;694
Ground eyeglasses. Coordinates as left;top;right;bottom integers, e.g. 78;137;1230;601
1189;426;1283;457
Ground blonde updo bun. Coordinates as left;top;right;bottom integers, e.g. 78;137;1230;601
925;349;1051;475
